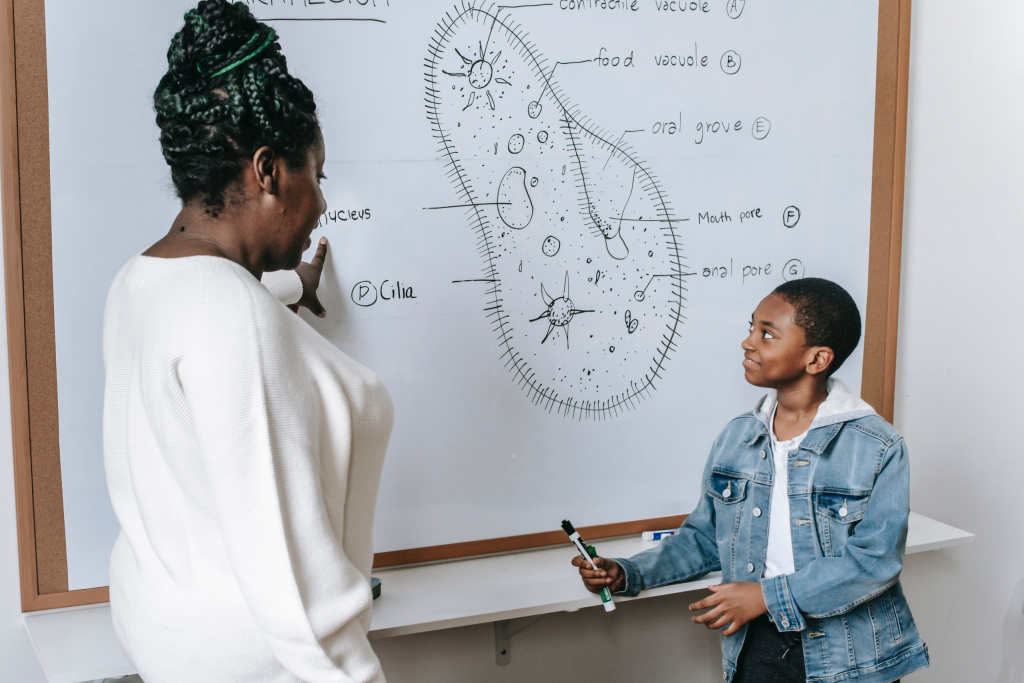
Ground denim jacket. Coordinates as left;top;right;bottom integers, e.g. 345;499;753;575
614;380;929;683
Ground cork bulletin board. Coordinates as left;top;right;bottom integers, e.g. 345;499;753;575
2;0;912;611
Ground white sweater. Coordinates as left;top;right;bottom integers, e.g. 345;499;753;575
103;255;393;683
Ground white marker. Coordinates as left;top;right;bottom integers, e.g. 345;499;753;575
642;529;677;541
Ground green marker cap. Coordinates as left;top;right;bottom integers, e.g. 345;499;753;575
585;543;616;611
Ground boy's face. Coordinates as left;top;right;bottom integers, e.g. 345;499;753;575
742;294;829;389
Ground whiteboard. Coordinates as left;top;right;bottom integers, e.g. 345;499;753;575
44;0;878;590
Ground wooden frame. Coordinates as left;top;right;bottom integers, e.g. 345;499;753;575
3;0;109;612
1;0;913;611
863;0;914;421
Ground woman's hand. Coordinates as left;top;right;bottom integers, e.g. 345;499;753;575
289;237;329;317
689;582;768;636
571;555;626;594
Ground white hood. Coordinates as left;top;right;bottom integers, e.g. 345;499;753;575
753;378;877;431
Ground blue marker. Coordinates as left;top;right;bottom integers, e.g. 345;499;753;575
562;519;615;612
642;529;677;541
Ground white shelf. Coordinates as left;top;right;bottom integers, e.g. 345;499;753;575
24;512;973;683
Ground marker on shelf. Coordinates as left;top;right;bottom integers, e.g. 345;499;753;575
561;519;616;612
642;529;677;541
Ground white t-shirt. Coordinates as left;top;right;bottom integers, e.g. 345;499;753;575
763;407;808;579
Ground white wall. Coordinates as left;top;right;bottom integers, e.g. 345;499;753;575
2;1;1022;681
893;1;1024;681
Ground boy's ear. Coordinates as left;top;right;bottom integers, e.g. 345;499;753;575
805;346;835;376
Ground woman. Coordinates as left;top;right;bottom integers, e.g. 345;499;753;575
102;2;392;681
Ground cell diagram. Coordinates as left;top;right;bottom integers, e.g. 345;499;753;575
426;2;686;419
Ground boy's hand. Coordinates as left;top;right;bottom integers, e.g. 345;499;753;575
689;582;768;636
288;237;329;318
571;555;625;594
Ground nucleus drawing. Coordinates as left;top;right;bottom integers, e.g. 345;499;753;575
530;271;593;348
426;2;686;419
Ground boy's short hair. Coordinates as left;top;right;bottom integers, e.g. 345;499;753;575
771;278;861;376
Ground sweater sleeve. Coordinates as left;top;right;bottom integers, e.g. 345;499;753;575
180;270;384;683
261;268;304;305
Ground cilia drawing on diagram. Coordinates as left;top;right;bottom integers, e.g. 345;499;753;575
426;2;685;419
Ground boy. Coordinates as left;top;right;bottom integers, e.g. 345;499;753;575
574;278;929;683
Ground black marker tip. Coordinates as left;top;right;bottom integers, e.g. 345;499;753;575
561;519;575;535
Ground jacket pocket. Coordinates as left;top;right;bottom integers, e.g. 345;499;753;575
707;471;748;504
814;490;869;556
883;589;903;643
707;472;748;545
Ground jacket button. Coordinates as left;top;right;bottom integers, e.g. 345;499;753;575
753;507;762;517
723;487;731;498
781;618;790;628
839;507;848;517
759;449;767;458
747;563;755;572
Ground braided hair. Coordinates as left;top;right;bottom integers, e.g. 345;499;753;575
154;0;319;209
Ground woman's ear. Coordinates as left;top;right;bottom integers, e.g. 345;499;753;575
252;146;278;195
806;346;835;376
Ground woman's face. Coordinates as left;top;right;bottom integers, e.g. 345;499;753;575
269;135;327;270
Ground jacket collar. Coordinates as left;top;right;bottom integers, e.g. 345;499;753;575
741;378;877;454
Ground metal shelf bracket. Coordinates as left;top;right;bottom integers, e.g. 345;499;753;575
494;615;542;665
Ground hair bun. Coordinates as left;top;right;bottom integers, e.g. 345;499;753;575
166;0;269;84
154;0;319;209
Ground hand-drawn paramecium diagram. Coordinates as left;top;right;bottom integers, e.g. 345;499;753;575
426;2;686;419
